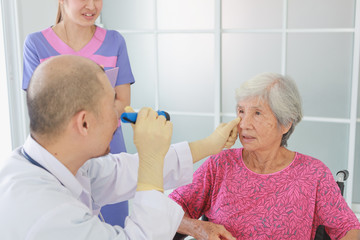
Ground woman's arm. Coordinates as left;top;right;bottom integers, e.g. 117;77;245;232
23;34;41;90
114;83;131;115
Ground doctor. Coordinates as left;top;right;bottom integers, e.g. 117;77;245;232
0;55;239;239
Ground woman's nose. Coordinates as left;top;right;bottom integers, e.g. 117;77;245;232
85;0;95;9
239;114;251;129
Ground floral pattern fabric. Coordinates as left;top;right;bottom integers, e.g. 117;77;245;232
169;148;360;239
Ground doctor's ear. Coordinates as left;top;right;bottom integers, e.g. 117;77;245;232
73;111;90;136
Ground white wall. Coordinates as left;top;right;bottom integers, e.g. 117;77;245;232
16;0;58;44
0;2;12;162
1;0;58;149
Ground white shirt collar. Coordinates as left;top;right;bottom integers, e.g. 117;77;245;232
23;135;84;200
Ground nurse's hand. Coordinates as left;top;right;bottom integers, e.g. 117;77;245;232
131;107;173;192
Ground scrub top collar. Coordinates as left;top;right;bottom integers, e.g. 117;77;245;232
23;135;84;200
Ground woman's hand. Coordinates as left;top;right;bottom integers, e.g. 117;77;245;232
340;229;360;240
177;214;236;240
193;221;236;240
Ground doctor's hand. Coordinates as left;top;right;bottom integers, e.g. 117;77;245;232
129;107;173;192
189;117;240;163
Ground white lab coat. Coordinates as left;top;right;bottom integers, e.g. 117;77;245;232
0;136;193;240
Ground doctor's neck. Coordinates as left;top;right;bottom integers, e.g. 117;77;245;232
31;132;87;176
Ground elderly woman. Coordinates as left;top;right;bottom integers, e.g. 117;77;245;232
169;73;360;239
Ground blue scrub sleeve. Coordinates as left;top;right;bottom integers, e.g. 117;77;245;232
22;35;41;91
115;34;135;87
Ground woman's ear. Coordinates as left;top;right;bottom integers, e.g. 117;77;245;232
281;121;293;135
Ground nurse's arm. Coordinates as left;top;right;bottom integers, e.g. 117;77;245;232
115;84;130;115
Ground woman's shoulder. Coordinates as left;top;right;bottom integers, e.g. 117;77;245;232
100;26;125;41
209;148;243;165
292;152;332;175
214;148;241;157
24;27;53;50
294;152;325;165
26;27;52;41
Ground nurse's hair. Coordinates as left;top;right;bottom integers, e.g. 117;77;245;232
27;55;105;140
235;72;303;147
56;3;62;24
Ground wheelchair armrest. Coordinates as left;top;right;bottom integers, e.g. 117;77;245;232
173;233;188;240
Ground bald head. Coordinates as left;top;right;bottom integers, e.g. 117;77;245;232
27;55;106;139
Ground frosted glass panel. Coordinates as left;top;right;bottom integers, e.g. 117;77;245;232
171;115;214;170
122;34;157;109
102;0;154;30
222;33;282;113
17;0;57;42
288;0;355;29
122;123;136;154
222;0;282;29
158;34;215;112
354;123;360;203
288;121;349;176
287;33;353;118
157;0;214;30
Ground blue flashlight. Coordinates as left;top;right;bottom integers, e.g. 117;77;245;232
121;111;170;124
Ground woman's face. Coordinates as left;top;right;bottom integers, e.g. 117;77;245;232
60;0;103;27
236;97;290;152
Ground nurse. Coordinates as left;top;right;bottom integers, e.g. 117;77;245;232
22;0;133;226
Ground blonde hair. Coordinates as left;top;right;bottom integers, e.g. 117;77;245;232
56;2;62;24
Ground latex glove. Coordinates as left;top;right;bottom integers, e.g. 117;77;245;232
125;107;172;192
189;117;240;163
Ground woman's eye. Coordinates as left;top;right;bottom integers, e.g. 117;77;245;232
255;111;261;115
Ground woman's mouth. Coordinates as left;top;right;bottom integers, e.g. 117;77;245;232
83;13;96;19
241;134;256;142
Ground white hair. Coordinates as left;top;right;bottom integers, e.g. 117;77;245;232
235;72;303;147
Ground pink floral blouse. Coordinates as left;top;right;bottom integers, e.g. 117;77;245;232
169;148;360;239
